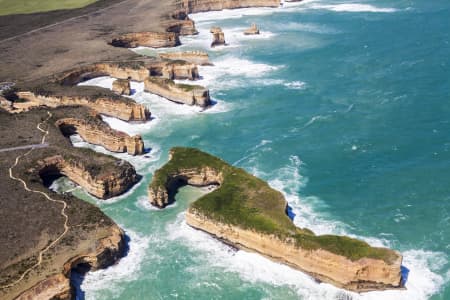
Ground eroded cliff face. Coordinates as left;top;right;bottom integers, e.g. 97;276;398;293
14;225;125;300
177;0;280;13
37;155;139;199
112;78;132;95
111;32;181;48
149;166;223;208
186;210;403;292
57;61;199;85
144;77;210;107
56;118;144;155
159;51;212;66
17;91;150;122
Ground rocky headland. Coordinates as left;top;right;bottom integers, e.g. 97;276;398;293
0;107;140;299
148;147;405;292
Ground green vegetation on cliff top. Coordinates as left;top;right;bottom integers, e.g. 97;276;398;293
0;0;99;16
151;147;399;264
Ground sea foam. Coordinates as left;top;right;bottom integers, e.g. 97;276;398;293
73;229;152;299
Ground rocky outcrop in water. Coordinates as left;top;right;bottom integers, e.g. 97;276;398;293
244;23;260;35
144;77;210;107
210;27;226;47
16;91;150;122
111;32;181;48
56;117;144;155
112;78;132;95
159;51;212;66
148;147;404;293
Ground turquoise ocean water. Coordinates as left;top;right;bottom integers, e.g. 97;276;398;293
65;0;450;299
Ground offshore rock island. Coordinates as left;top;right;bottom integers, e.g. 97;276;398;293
149;147;404;292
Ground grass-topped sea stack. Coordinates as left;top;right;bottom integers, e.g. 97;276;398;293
148;147;404;292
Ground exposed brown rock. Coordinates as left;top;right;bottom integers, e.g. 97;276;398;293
244;23;260;35
56;60;199;85
167;11;198;36
144;77;210;107
210;26;226;48
16;91;150;122
159;51;212;66
37;154;139;199
187;211;403;292
111;32;181;48
112;78;131;95
149;166;222;208
56;117;144;155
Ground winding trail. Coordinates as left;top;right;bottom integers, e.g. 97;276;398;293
0;111;70;290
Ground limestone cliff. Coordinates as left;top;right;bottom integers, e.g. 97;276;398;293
16;91;150;122
112;78;132;95
38;154;139;199
56;117;145;155
167;11;198;36
144;77;210;107
148;147;404;292
111;32;181;48
210;27;226;47
186;211;402;292
57;61;199;85
159;51;212;66
13;225;125;300
176;0;280;13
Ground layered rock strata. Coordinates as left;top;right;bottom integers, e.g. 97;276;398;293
244;23;260;35
144;77;210;107
14;225;125;300
210;26;226;47
112;78;132;95
159;51;212;66
57;61;199;85
167;11;198;35
111;32;181;48
177;0;281;13
148;147;404;292
16;91;150;122
56;117;144;155
38;154;139;199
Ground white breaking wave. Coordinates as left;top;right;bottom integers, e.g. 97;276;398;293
284;80;307;90
74;230;152;299
309;3;397;13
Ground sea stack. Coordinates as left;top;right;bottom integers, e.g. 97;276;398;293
244;23;260;35
210;26;226;47
112;78;132;95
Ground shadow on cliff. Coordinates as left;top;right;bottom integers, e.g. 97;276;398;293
70;233;131;300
